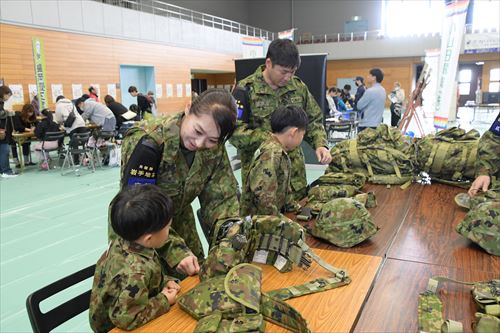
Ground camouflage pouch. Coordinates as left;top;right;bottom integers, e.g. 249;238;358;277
312;172;367;188
474;313;500;333
472;280;500;317
311;198;379;248
455;201;500;256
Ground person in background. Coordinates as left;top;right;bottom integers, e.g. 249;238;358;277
326;87;339;117
357;68;386;132
88;86;100;102
31;95;40;116
147;91;157;117
0;85;17;177
11;103;37;167
104;95;128;129
76;97;116;132
89;185;180;332
335;88;348;111
388;82;405;127
128;86;151;120
241;105;308;216
341;84;354;109
353;76;366;111
34;108;63;170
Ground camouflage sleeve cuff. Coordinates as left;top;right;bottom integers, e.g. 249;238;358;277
154;292;171;313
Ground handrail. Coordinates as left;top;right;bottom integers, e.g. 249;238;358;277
93;0;275;40
297;24;498;45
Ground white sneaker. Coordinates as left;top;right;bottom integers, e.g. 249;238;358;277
1;173;18;178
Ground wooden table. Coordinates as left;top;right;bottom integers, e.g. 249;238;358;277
110;249;382;333
11;131;36;172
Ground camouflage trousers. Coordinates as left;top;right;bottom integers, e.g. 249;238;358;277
240;146;308;202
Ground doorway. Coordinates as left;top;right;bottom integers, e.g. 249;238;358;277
119;65;156;108
458;63;483;107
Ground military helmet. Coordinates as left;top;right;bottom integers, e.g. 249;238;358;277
456;201;500;256
311;198;378;248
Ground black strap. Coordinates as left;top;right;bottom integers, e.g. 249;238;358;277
232;85;251;124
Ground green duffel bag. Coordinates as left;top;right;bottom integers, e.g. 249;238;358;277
327;125;415;185
416;127;480;187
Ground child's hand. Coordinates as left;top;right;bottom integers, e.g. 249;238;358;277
166;280;180;291
161;287;178;305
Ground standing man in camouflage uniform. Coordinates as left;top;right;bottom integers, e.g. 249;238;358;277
468;111;500;196
117;89;240;277
231;39;331;201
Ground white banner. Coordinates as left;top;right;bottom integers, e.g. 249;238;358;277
242;37;264;59
434;0;469;129
422;49;440;118
464;33;500;54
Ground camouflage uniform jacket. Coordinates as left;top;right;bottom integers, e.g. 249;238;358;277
229;65;328;200
476;112;500;179
117;112;240;267
89;237;174;333
240;135;291;216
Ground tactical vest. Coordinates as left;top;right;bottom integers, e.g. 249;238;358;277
416;127;479;187
418;277;499;333
327;125;415;186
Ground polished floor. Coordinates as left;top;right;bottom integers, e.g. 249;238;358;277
0;107;496;332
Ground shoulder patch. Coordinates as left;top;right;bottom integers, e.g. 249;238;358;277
488;112;500;136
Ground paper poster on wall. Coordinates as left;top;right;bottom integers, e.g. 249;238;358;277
155;84;163;98
208;85;215;89
166;84;173;98
89;84;100;96
107;84;117;99
72;84;83;99
9;84;24;105
28;84;37;99
51;84;63;103
176;84;183;97
185;84;192;97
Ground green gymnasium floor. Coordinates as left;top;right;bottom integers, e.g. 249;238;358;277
0;142;325;332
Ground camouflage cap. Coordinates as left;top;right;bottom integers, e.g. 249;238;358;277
456;201;500;256
311;198;379;248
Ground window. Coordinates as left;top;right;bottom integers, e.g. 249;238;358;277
458;69;472;95
489;68;500;93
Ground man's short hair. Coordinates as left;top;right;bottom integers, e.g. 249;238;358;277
369;68;384;83
55;95;65;102
266;39;301;69
271;105;308;133
343;84;351;91
110;185;173;242
128;86;138;93
328;87;337;94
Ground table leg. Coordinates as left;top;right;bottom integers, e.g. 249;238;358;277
16;139;25;173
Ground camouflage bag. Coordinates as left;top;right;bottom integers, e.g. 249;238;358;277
311;198;379;248
327;125;415;186
416;127;479;187
418;277;500;333
455;201;500;256
201;215;350;280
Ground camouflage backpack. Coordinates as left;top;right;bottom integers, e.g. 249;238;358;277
311;198;379;248
200;215;350;280
327;125;415;186
179;263;349;333
455;200;500;256
418;277;499;333
416;127;480;187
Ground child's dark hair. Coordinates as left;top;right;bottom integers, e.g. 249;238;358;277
128;86;138;93
190;88;237;142
270;105;308;133
110;185;173;242
266;39;301;69
369;68;384;83
104;95;115;105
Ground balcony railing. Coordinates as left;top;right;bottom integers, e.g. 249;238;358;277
93;0;275;40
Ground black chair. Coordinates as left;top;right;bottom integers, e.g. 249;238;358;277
35;131;66;169
92;130;116;167
62;131;94;176
26;264;96;333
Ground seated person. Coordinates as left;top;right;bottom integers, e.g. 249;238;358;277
76;97;116;132
104;95;128;129
34;109;63;170
12;103;38;167
89;185;180;332
240;105;308;216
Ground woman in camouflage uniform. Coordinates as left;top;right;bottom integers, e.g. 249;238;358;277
116;89;240;277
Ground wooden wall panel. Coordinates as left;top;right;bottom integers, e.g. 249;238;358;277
0;23;237;114
192;73;236;87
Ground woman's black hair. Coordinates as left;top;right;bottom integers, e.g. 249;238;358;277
110;185;173;242
41;108;53;122
189;88;237;142
0;85;13;96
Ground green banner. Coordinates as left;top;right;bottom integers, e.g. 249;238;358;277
32;37;49;109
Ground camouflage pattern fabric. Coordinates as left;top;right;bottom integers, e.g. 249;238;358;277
116;112;240;268
418;291;444;333
416;127;479;185
240;136;293;217
89;238;174;332
312;198;379;248
327;125;415;185
476;112;500;179
472;280;500;315
454;185;500;210
474;313;500;333
229;65;328;202
455;201;500;256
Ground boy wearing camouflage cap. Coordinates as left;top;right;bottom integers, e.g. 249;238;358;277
240;105;308;216
90;185;180;332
